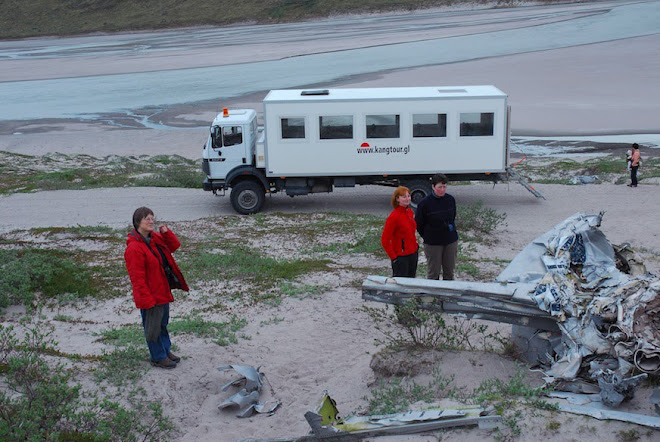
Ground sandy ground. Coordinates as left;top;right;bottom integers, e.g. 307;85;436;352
1;2;659;441
1;184;658;442
2;182;658;442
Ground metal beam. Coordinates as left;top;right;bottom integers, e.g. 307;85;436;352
362;275;559;331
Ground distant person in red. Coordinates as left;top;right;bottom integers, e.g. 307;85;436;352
125;207;189;369
381;186;418;277
628;143;641;187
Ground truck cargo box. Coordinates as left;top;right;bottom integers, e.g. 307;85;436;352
262;86;508;177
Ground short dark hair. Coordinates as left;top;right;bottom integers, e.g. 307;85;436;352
132;206;154;230
632;143;639;149
431;174;448;186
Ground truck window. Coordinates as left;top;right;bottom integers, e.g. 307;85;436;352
460;113;494;136
319;115;353;139
211;126;222;149
413;114;447;137
366;115;400;138
281;117;305;139
223;126;243;146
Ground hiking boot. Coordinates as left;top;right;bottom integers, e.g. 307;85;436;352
167;352;181;363
151;357;177;369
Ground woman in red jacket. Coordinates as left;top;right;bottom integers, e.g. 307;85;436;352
125;207;189;369
381;186;419;277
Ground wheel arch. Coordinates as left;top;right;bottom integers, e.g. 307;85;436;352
226;166;268;191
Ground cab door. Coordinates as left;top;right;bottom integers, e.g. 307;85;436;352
208;124;246;178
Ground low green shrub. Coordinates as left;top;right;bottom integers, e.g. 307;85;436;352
363;300;505;352
367;367;455;415
0;248;97;309
471;367;547;406
181;245;330;286
457;201;507;241
168;314;247;346
0;153;202;193
0;322;173;441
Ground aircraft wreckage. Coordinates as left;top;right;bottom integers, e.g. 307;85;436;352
224;213;659;440
362;212;660;419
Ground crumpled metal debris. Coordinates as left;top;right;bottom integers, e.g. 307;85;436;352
650;389;660;415
572;175;599;184
217;364;281;418
305;391;501;438
553;402;660;429
592;369;647;407
498;212;660;403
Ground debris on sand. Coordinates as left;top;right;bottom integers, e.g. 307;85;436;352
363;212;659;412
217;364;280;418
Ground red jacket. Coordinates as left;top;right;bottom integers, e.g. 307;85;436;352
381;205;418;260
125;229;189;310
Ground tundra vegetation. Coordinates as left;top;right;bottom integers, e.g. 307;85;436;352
514;156;660;185
1;0;568;39
1;152;657;195
0;153;658;439
0;203;520;440
1;188;658;439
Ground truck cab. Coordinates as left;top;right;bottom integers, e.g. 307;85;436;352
202;108;258;182
202;108;269;214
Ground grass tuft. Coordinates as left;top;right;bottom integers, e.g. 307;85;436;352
182;245;330;287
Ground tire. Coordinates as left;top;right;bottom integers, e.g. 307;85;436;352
406;179;432;205
230;180;265;215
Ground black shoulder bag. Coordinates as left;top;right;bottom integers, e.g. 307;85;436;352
154;244;183;290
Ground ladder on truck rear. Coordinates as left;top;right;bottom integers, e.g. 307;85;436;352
506;166;545;199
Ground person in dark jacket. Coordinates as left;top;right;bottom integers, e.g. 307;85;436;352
381;186;418;277
125;207;189;369
415;174;459;280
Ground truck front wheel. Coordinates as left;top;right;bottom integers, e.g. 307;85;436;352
230;180;265;214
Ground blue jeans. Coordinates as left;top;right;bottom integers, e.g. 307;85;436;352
631;166;639;186
140;303;171;362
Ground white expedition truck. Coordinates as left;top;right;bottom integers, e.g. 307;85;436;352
202;85;541;214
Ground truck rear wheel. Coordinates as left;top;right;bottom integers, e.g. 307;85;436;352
407;180;432;204
230;180;265;214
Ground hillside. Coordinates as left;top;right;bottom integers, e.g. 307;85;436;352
0;0;563;39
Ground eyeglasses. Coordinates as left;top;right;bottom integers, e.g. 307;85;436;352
143;216;155;221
